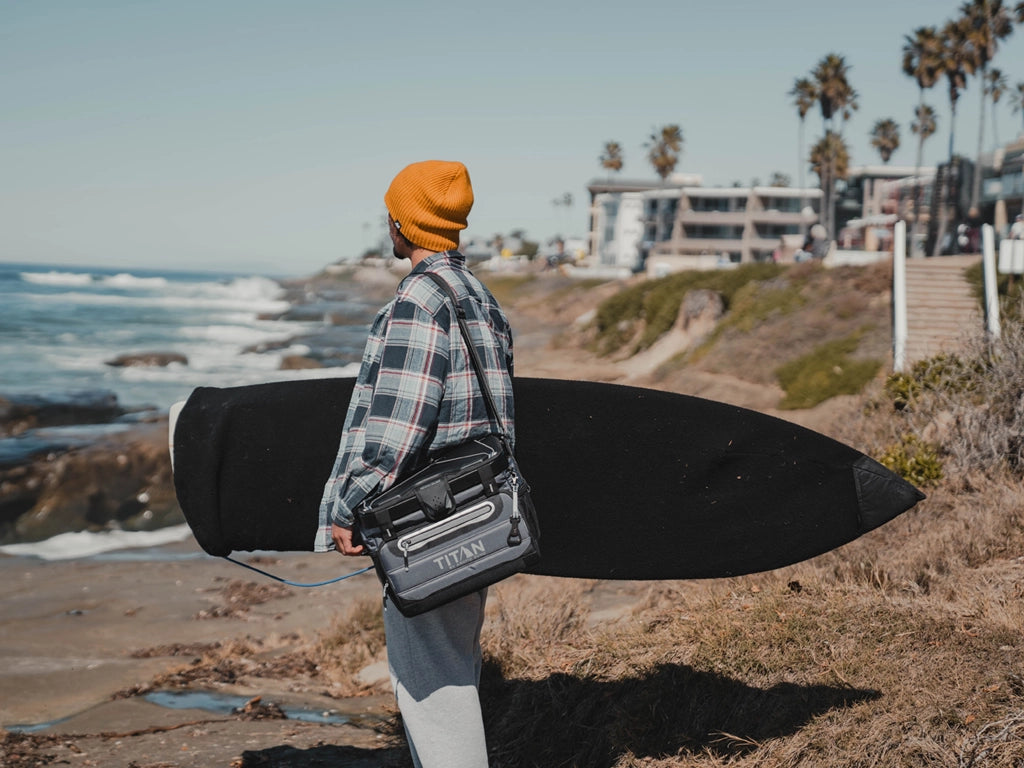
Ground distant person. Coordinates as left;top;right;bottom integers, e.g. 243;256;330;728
320;160;514;768
794;231;815;262
956;222;969;253
964;207;983;253
809;224;829;260
1010;214;1024;241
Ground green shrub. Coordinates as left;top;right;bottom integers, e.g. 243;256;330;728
716;278;806;334
592;263;785;356
775;333;882;409
593;288;647;355
877;434;944;486
964;260;1024;322
882;353;982;411
883;371;919;411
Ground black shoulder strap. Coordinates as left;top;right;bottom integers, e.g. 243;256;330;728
422;271;509;442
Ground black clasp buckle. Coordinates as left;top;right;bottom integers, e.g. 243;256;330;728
416;478;455;521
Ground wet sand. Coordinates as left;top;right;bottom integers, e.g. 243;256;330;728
0;540;403;766
0;540;384;726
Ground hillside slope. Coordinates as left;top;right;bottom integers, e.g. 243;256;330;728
490;260;894;436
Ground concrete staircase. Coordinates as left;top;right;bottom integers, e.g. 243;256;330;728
904;254;983;364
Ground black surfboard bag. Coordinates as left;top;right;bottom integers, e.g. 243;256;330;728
354;272;540;616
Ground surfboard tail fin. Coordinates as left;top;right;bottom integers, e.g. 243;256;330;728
852;455;927;532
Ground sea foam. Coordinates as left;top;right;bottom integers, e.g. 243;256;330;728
0;524;194;560
101;272;170;289
20;270;94;286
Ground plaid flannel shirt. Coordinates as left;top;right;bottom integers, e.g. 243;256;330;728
315;251;514;551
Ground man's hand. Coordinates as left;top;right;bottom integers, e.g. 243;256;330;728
332;524;365;556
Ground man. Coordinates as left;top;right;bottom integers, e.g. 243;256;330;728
316;160;514;768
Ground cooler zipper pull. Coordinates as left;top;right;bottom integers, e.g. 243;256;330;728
507;473;522;546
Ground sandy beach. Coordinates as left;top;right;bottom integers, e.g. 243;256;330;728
0;539;401;764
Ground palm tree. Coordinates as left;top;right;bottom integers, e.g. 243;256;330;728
958;0;1014;209
789;78;817;184
870;118;901;163
810;132;851;190
933;18;971;255
645;125;683;182
599;141;624;179
809;53;858;238
986;68;1009;148
911;104;939;241
912;105;938;148
902;27;943;126
789;77;818;233
903;26;942;253
939;18;969;162
812;53;859;130
1013;81;1024;134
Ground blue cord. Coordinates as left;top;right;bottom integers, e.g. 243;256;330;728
223;555;373;587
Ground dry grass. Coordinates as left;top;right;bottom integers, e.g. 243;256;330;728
266;289;1020;767
229;279;1019;767
118;595;392;702
461;306;1024;767
472;548;1023;766
313;596;389;695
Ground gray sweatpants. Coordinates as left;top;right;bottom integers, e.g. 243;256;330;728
384;588;489;768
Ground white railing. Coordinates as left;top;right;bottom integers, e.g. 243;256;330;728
998;238;1024;275
893;221;907;372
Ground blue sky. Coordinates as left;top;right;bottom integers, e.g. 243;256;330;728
3;0;1024;276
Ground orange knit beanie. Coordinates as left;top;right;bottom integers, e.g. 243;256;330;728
384;160;474;253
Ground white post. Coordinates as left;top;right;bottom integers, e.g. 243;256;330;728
893;220;908;372
982;224;1000;341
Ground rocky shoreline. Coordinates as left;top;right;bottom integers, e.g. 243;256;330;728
0;263;406;547
0;392;176;545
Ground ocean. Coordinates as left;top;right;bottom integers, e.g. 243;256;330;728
0;261;361;412
0;261;368;560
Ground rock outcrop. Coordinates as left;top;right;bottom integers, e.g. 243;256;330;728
0;391;126;438
106;352;188;367
279;355;323;370
0;421;181;544
622;289;725;380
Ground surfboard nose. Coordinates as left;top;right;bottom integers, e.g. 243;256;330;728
851;455;926;532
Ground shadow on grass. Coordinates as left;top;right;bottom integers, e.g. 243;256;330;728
239;742;405;767
481;661;880;766
235;661;879;767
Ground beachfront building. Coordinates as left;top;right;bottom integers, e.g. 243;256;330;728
587;179;821;276
836;136;1023;257
586;140;1024;273
836;165;936;256
835;165;923;233
588;175;702;272
979;136;1024;235
590;190;645;271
